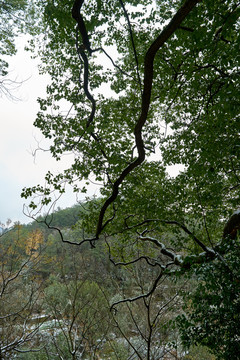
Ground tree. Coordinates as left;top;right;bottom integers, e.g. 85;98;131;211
106;260;183;360
36;241;113;360
177;238;240;360
21;0;240;356
0;0;36;99
0;224;45;359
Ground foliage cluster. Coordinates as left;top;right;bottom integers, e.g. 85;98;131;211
177;239;240;360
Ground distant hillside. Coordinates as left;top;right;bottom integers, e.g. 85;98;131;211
25;203;86;231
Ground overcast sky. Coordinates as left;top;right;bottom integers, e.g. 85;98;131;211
0;37;82;225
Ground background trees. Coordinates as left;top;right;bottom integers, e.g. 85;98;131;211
0;225;45;358
0;204;229;359
43;277;110;359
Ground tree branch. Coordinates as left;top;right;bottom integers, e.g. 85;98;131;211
118;0;142;92
72;0;91;53
94;0;201;240
110;270;163;311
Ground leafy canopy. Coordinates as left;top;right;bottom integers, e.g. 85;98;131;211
22;0;239;235
177;239;240;360
21;1;240;356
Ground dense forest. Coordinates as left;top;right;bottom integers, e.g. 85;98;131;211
1;0;240;359
0;204;224;359
1;203;240;359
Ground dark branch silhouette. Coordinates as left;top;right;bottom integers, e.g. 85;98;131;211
93;0;201;240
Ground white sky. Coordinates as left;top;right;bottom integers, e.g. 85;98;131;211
0;37;81;225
